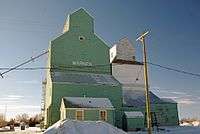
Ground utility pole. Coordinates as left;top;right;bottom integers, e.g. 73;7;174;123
136;31;152;134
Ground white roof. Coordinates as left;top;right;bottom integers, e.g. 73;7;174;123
110;38;135;63
125;111;144;118
63;97;114;108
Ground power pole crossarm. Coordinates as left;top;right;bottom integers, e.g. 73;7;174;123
136;31;149;42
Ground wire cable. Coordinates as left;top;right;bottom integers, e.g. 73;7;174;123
134;65;143;84
1;52;200;79
147;62;200;78
1;62;200;78
0;50;49;78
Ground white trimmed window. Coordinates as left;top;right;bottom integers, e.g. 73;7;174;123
76;110;84;120
99;110;107;121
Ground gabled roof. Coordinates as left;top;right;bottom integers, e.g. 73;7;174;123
123;90;177;107
110;38;136;63
62;8;94;33
123;90;163;107
71;8;93;20
124;111;144;118
51;71;119;86
161;98;177;104
62;97;114;108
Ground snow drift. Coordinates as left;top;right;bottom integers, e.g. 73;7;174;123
44;120;127;134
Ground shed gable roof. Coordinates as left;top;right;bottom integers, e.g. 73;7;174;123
123;89;171;107
123;90;177;107
125;111;144;118
62;97;114;108
110;38;136;63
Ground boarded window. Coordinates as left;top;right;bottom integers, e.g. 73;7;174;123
76;110;84;120
100;110;107;121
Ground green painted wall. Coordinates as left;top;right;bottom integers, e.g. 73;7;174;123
107;109;116;125
44;8;122;128
62;109;115;125
66;109;75;119
126;117;144;131
122;102;179;127
48;83;122;127
151;103;179;126
50;9;110;74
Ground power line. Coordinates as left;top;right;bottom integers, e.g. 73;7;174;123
1;56;200;79
1;62;200;78
134;65;143;84
0;67;50;70
0;50;49;78
147;62;200;78
54;63;197;79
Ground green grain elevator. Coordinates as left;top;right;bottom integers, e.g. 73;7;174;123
43;8;122;128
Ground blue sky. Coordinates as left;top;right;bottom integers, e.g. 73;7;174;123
0;0;200;120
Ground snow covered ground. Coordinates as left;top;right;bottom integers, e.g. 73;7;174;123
44;119;200;134
1;125;200;134
0;127;42;134
128;126;200;134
